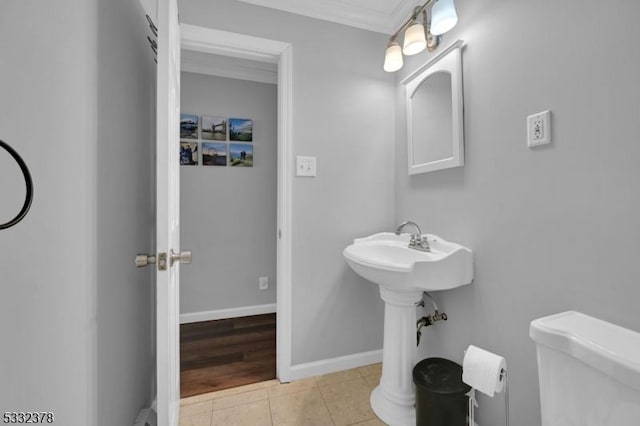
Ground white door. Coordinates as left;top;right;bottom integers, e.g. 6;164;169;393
156;0;182;424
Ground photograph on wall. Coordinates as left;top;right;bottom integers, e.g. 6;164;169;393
202;142;227;166
229;118;253;142
201;116;227;141
180;113;199;139
229;143;253;167
180;141;198;166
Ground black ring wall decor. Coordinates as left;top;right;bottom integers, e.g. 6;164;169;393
0;140;33;229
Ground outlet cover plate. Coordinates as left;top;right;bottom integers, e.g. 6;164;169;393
296;156;317;177
259;276;268;290
527;110;551;148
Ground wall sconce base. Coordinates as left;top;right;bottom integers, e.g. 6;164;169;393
426;33;441;52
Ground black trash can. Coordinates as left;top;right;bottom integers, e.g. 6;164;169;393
413;357;471;426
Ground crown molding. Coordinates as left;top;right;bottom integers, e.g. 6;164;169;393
235;0;416;34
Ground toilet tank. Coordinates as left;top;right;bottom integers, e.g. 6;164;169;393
530;311;640;426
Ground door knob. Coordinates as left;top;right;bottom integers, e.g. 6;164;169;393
170;249;192;266
135;254;156;267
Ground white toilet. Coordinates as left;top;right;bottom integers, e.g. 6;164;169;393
530;311;640;426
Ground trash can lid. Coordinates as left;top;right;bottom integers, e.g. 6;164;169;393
413;357;471;395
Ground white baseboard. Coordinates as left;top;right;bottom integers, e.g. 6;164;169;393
180;303;277;324
286;349;383;382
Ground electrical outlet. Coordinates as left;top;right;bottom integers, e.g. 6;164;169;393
259;276;268;290
527;110;551;148
296;156;317;177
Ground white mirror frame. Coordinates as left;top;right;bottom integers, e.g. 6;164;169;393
403;40;464;175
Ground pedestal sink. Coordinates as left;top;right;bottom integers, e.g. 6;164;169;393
343;232;473;426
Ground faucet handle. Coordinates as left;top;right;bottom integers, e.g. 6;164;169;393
420;236;431;251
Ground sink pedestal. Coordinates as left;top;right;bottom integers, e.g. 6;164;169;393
371;287;423;426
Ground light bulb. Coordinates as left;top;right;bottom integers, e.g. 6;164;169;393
403;21;427;56
431;0;458;36
383;41;403;72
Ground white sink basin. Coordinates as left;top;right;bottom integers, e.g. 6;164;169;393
343;232;473;291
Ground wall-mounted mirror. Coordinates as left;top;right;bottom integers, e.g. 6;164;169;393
403;40;464;175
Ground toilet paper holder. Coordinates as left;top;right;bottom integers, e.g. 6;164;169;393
463;346;510;426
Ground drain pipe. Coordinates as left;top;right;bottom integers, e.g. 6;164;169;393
417;291;438;312
416;292;448;346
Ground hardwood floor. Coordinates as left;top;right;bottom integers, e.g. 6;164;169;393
180;313;276;398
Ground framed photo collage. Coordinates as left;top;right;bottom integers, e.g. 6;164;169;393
180;114;253;168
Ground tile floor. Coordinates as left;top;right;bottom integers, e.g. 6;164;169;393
179;363;387;426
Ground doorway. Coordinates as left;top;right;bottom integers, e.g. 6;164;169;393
178;24;294;395
178;57;278;396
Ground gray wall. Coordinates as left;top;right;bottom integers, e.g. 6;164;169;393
96;0;156;424
180;72;277;315
0;1;98;423
179;0;395;364
0;0;154;424
396;1;640;425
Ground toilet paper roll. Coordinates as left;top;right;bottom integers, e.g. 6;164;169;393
462;345;506;397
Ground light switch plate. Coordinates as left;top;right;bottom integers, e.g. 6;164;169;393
296;156;317;177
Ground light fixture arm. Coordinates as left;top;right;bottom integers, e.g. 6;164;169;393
423;9;441;52
388;0;437;44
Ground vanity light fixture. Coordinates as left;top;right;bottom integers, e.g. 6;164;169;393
384;0;458;72
403;18;427;56
430;0;458;35
383;41;404;72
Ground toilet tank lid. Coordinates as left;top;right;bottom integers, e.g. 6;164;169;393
530;311;640;392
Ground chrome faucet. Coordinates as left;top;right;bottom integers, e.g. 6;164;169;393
395;221;431;252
